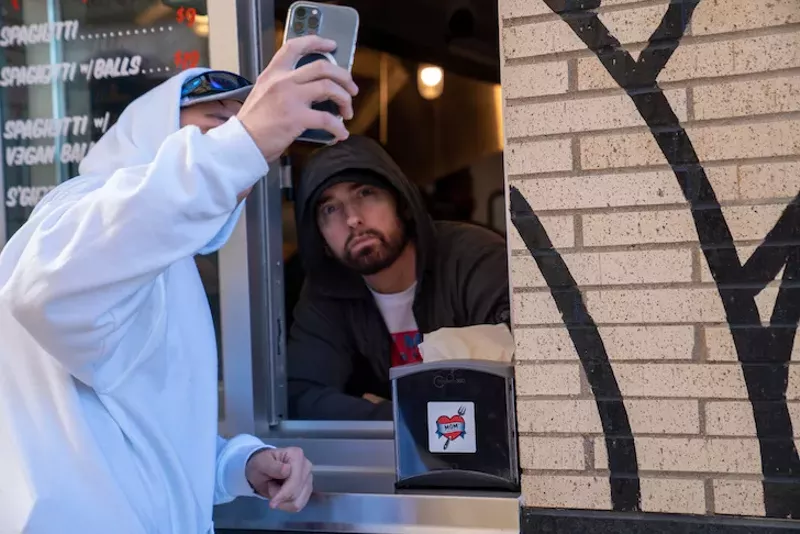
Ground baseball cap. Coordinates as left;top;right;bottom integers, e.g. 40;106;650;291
179;70;254;108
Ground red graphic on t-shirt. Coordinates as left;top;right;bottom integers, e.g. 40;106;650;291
390;330;422;367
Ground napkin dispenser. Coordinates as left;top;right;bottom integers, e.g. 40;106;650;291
390;359;520;491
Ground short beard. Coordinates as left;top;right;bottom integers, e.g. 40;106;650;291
338;223;409;276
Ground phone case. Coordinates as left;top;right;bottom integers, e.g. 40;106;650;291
283;1;360;145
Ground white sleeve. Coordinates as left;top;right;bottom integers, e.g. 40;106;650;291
215;434;273;505
0;117;267;388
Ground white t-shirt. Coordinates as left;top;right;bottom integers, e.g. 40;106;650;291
368;282;423;367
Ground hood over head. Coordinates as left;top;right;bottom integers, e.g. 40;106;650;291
295;135;435;298
77;67;242;254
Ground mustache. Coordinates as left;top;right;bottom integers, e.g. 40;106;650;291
346;230;384;249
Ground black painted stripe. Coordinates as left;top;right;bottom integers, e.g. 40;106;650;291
510;188;642;512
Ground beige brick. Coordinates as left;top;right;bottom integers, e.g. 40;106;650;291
641;478;706;515
516;327;579;361
694;76;800;120
584;203;790;247
521;475;611;510
511;249;693;288
696;286;791;328
511;254;597;287
508;215;575;251
515;363;582;395
503;5;667;60
600;326;696;360
740;162;800;201
690;0;800;35
713;480;766;516
691;119;800;163
705;165;742;202
782;366;800;400
500;0;552;19
503;20;584;60
510;166;737;211
502;61;570;99
578;51;638;91
519;437;585;470
516;399;700;434
506;138;573;175
736;32;800;77
597;4;670;49
613;363;749;398
578;33;800;90
581;130;665;169
583;209;698;246
704;326;739;361
594;437;762;473
517;399;602;433
755;287;782;324
706;402;800;437
722;204;787;244
514;287;726;326
705;401;757;436
505;90;687;138
581;120;800;170
706;326;800;361
516;325;695;361
692;285;784;326
700;246;787;284
513;291;563;325
630;400;701;434
585;288;726;323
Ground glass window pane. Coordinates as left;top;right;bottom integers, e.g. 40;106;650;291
280;34;508;423
0;0;221;411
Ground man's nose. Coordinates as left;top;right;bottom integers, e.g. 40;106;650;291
345;205;362;227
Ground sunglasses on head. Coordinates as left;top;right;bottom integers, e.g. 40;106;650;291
180;71;252;101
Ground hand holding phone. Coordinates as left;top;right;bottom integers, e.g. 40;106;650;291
283;1;360;145
237;35;358;163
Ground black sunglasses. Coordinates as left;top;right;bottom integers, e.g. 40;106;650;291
180;71;252;104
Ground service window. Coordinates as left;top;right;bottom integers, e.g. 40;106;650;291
263;2;510;431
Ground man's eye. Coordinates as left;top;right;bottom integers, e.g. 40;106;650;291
359;187;374;197
321;204;337;216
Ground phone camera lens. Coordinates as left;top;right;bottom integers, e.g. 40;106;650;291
308;14;320;28
292;20;305;33
295;6;307;18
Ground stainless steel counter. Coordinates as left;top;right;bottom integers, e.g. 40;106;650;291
212;435;520;533
214;490;520;533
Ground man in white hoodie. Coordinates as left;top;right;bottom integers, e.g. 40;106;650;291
0;35;358;533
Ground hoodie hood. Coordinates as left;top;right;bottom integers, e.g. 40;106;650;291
78;67;242;254
295;135;435;298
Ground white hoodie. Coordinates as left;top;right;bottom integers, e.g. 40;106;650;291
0;68;272;534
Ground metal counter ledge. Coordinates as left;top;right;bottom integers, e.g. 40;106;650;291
212;431;521;533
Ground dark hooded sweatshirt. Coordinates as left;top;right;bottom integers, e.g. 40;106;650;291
287;136;510;420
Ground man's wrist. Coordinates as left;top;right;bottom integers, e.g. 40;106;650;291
218;435;274;501
245;446;272;496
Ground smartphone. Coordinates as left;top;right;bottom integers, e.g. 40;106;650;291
283;1;359;145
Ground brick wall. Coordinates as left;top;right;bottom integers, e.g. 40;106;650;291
500;0;800;519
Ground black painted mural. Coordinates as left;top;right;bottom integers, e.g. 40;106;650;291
510;0;800;519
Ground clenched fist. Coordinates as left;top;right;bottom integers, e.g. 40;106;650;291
237;35;359;163
245;446;314;512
